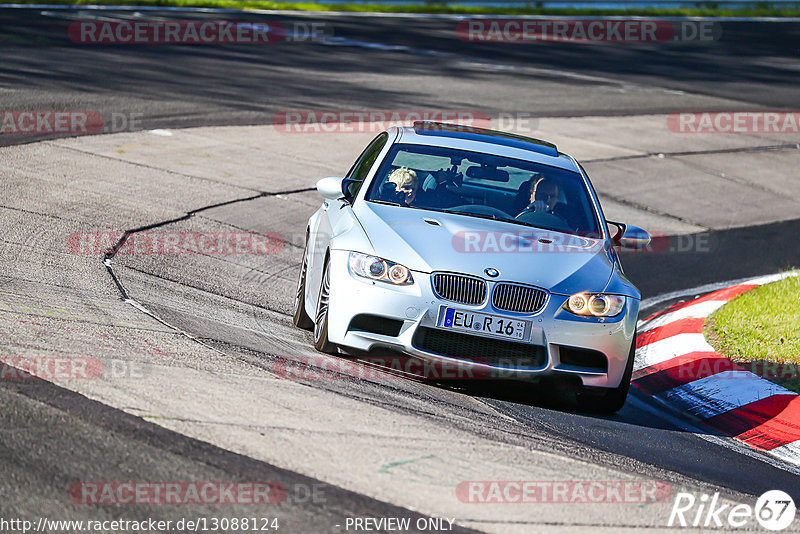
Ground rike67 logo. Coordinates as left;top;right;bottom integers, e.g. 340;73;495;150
669;490;796;531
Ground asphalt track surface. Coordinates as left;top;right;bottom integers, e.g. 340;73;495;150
1;7;800;532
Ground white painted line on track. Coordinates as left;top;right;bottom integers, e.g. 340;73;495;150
627;394;800;477
639;300;728;333
640;278;758;314
640;271;798;314
662;370;793;420
771;441;800;466
633;271;800;469
634;332;715;371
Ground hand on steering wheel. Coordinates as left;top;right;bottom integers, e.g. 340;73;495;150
434;165;460;186
530;200;548;212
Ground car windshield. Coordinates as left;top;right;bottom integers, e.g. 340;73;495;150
364;143;602;238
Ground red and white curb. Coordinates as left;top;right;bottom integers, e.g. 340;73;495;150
633;272;800;466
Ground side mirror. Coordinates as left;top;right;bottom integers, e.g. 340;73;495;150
342;178;361;203
607;221;651;249
316;177;346;200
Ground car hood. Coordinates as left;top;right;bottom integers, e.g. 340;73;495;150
352;202;615;295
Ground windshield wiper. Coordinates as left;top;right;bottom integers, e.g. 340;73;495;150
439;208;560;232
369;200;431;212
441;209;494;219
441;209;512;224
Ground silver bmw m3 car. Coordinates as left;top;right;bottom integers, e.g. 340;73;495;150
293;122;650;413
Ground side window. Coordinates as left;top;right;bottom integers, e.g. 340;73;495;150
345;133;388;199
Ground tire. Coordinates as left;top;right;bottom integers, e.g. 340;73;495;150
575;332;636;414
313;258;337;354
292;238;314;330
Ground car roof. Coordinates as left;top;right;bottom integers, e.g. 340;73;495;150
392;121;579;173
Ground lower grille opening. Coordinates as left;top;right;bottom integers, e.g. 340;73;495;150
412;327;545;368
558;346;608;372
348;314;403;337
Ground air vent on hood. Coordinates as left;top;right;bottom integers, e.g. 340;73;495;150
423;218;441;226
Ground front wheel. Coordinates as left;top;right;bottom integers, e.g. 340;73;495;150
575;333;636;414
313;258;337;354
292;238;314;330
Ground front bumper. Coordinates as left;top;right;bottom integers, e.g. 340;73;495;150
323;249;638;388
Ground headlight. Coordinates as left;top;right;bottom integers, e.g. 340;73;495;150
348;252;414;285
563;293;625;317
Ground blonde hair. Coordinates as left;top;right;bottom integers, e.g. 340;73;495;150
387;167;418;189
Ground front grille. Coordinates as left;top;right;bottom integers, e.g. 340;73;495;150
413;327;545;368
432;273;487;306
492;283;548;314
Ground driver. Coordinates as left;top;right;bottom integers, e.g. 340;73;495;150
520;176;560;215
386;167;419;206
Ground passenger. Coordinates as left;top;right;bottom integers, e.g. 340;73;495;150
386;166;419;206
520;176;560;215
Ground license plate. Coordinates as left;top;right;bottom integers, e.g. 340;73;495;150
441;308;529;341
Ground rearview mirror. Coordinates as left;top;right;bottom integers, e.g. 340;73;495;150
316;177;346;200
465;165;510;182
607;221;651;249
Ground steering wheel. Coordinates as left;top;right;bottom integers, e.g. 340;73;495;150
432;165;462;187
515;210;571;232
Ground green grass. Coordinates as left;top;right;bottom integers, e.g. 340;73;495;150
705;273;800;393
10;0;800;17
